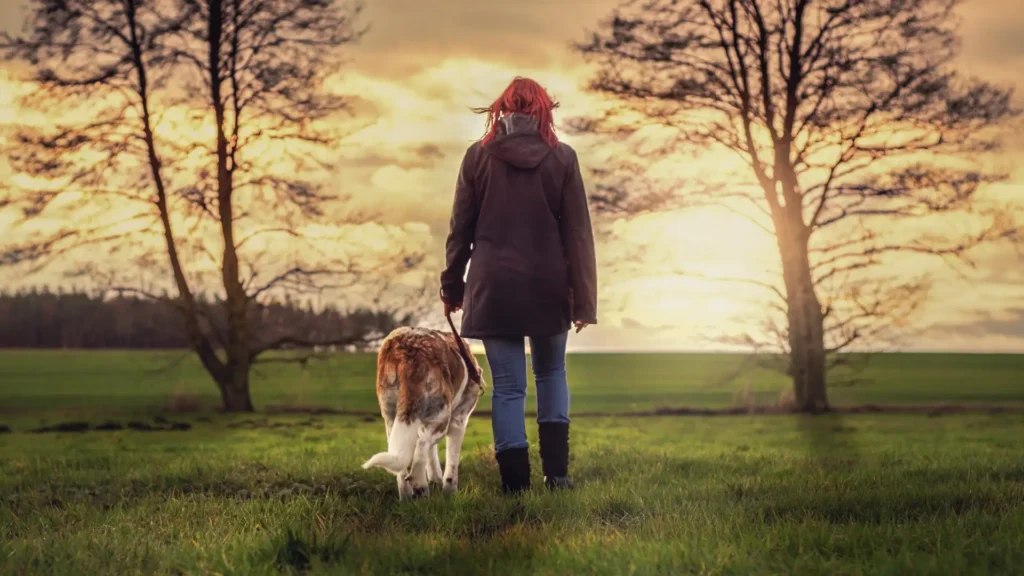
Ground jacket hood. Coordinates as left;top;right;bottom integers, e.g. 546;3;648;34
483;113;552;169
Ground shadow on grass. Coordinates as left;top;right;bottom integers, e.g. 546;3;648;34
797;412;862;473
755;490;1014;526
4;463;394;517
273;527;351;572
266;522;542;575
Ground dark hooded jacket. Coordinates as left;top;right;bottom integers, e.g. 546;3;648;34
440;113;598;338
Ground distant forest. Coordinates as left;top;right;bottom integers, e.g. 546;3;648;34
0;288;404;350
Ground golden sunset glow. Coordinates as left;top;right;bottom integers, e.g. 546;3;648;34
1;0;1023;352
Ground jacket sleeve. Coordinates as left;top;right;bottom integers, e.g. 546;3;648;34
560;150;598;324
440;147;478;305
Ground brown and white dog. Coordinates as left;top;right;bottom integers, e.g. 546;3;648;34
362;327;483;499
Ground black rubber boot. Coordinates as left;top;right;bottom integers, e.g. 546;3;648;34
538;422;574;490
495;447;531;494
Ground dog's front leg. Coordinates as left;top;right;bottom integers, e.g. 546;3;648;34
443;418;468;494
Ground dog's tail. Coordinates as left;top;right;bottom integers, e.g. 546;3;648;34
362;419;418;474
361;452;407;474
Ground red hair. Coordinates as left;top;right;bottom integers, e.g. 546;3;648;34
475;77;559;148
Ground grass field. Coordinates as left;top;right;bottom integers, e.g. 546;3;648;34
2;350;1023;416
2;351;1023;574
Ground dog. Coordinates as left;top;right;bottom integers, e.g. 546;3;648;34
362;327;483;499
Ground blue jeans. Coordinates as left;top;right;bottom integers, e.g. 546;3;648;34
482;332;570;453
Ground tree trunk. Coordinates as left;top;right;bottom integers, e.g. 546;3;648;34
217;364;254;412
208;0;253;413
124;0;232;405
777;223;829;413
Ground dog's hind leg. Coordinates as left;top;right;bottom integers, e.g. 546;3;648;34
443;417;468;494
407;423;446;497
427;443;443;485
382;390;398;440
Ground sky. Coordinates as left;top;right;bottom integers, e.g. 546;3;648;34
1;0;1023;352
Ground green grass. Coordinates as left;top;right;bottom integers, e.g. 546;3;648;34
1;350;1023;416
1;351;1023;574
2;414;1023;574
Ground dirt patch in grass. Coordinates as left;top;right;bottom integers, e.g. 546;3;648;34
266;403;1024;419
838;403;1024;416
124;418;192;432
603;403;1024;417
227;418;324;430
20;418;193;434
11;403;1018;435
264;404;358;415
28;421;90;433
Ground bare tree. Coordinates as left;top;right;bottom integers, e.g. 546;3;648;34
1;0;415;411
577;0;1020;411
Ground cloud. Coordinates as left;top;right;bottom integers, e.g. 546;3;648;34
0;1;26;36
335;142;458;172
414;144;445;165
620;317;675;331
351;0;621;79
970;245;1024;285
912;307;1024;352
977;27;1024;59
927;308;1024;338
620;317;645;329
959;1;1024;57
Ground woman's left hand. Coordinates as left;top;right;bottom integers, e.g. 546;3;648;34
440;293;461;316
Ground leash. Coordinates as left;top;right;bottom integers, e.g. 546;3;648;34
446;309;482;384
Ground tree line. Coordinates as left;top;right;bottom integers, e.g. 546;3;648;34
0;288;403;351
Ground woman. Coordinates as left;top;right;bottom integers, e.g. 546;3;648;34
439;77;598;494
